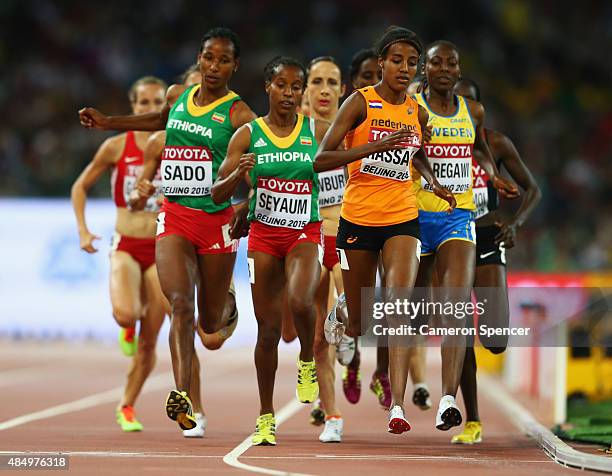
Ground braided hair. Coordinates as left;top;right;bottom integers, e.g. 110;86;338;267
263;56;307;87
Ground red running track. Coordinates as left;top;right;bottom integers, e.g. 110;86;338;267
0;341;589;475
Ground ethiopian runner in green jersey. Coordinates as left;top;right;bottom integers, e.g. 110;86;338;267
79;28;257;433
213;57;330;446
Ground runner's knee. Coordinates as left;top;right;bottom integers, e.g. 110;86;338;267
169;295;195;321
485;345;507;355
256;322;281;349
288;294;313;319
112;306;139;328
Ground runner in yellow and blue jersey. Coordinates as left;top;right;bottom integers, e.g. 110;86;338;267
412;40;518;432
213;56;332;446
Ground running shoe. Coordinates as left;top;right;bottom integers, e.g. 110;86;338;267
412;384;432;410
336;334;356;366
342;367;361;404
296;359;319;403
451;421;482;444
319;417;343;443
309;399;326;426
183;412;207;438
118;326;137;357
436;395;462;431
252;413;276;446
324;293;347;345
370;371;391;410
388;405;411;434
115;405;143;432
165;390;197;430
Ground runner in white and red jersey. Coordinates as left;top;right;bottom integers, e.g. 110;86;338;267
71;76;168;433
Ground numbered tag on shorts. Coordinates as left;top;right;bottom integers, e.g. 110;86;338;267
156;212;166;235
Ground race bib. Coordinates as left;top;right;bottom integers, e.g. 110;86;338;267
254;177;312;229
422;143;472;193
318;168;345;207
472;186;489;219
472;159;489;219
360;127;419;182
161;146;213;196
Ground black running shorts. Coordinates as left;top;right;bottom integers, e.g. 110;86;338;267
336;216;420;252
475;225;506;267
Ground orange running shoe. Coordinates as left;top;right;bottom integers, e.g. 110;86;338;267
116;405;143;432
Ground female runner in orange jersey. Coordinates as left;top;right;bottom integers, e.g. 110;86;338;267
315;26;455;434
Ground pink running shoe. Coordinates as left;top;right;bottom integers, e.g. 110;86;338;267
370;371;392;410
342;367;361;404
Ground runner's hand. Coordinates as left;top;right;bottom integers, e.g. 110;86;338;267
128;189;148;211
238;153;256;176
492;175;519;199
79;230;100;253
136;179;156;199
230;202;250;239
422;124;433;143
494;219;517;248
78;107;110;130
371;128;419;153
432;182;456;211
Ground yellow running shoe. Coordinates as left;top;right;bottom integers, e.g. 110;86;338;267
296;359;318;403
451;421;482;444
165;390;197;430
116;405;143;432
252;413;276;446
118;327;137;357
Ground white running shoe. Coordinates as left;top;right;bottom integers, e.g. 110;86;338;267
335;334;356;366
324;293;348;345
183;412;207;438
436;395;462;431
319;417;343;443
388;405;411;434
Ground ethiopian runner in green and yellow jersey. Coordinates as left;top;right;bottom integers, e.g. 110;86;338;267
79;28;257;433
213;57;331;446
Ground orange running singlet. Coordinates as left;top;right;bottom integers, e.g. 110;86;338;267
342;87;421;226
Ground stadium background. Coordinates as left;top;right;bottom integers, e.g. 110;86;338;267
1;0;610;273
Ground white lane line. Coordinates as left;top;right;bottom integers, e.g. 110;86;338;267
223;398;311;476
0;450;549;463
0;372;172;431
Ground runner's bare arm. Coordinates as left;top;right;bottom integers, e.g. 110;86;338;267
71;135;122;253
314;92;415;172
78;85;178;131
412;107;456;210
230;101;258;129
314;119;331;145
467;100;518;199
166;84;186;107
490;130;541;246
211;125;253;204
129;131;165;210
